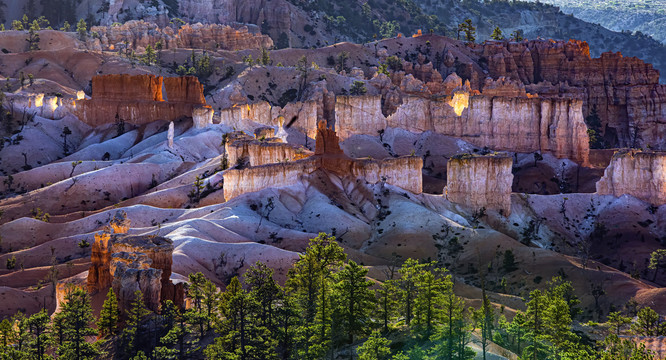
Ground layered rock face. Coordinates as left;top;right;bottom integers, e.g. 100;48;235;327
87;212;183;312
445;154;514;215
335;92;590;164
223;122;423;201
92;20;273;51
73;74;212;127
226;136;311;168
218;100;320;140
596;150;666;205
481;39;666;149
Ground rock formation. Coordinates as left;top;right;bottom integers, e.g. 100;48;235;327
168;122;174;148
335;90;590;164
225;134;312;168
218;100;321;140
480;39;666;149
92;20;273;52
87;212;183;313
223;122;422;201
596;150;666;205
73;74;213;127
445;153;514;215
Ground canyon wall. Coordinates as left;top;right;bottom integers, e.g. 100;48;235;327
596;150;666;206
335;93;590;164
218;100;320;139
351;157;423;195
74;74;212;127
445;154;514;215
91;20;273;51
223;122;423;201
223;160;319;201
481;39;666;149
226;138;311;167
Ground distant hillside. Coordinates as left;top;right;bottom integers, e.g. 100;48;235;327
2;0;665;81
526;0;666;44
413;0;666;82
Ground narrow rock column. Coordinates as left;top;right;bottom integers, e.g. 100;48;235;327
445;153;513;215
167;121;174;148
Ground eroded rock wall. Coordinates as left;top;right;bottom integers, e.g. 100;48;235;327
92;20;273;51
482;39;666;149
335;93;590;164
223;160;319;201
596;150;666;205
445;154;514;215
351;157;423;195
218;100;320;139
74;74;211;127
226;139;311;167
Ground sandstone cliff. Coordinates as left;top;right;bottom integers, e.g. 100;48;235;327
596;150;666;206
445;153;514;215
91;20;273;51
223;122;423;201
335;92;590;164
226;137;311;168
481;39;666;149
74;74;212;127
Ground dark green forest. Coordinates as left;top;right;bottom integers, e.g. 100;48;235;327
0;234;662;360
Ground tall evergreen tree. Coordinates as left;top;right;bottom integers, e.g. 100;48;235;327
331;260;375;347
58;286;100;360
97;288;120;338
122;290;150;358
26;309;51;360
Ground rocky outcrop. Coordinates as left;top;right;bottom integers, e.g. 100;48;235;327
164;76;206;104
596;150;666;205
223;122;422;201
87;212;183;313
481;39;666;149
445;153;513;215
73;74;212;127
92;20;273;51
223;160;318;201
226;136;311;168
335;92;590;164
218;100;321;140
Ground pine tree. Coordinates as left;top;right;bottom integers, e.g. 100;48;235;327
491;26;504;40
26;20;40;51
331;260;375;346
286;233;346;359
357;330;391;360
457;19;476;43
76;19;87;41
474;284;494;360
376;279;398;333
26;309;51;360
98;288;120;338
122;290;150;358
58;286;101;360
143;45;156;65
413;263;451;337
153;300;185;359
245;261;281;330
397;258;422;327
606;311;631;336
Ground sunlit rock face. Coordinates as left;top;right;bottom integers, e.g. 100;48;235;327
596;150;666;206
73;74;212;127
334;90;590;165
445;153;514;216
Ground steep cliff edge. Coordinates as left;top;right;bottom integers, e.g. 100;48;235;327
74;74;212;127
334;91;590;164
481;39;666;149
445;153;514;215
596;150;666;206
